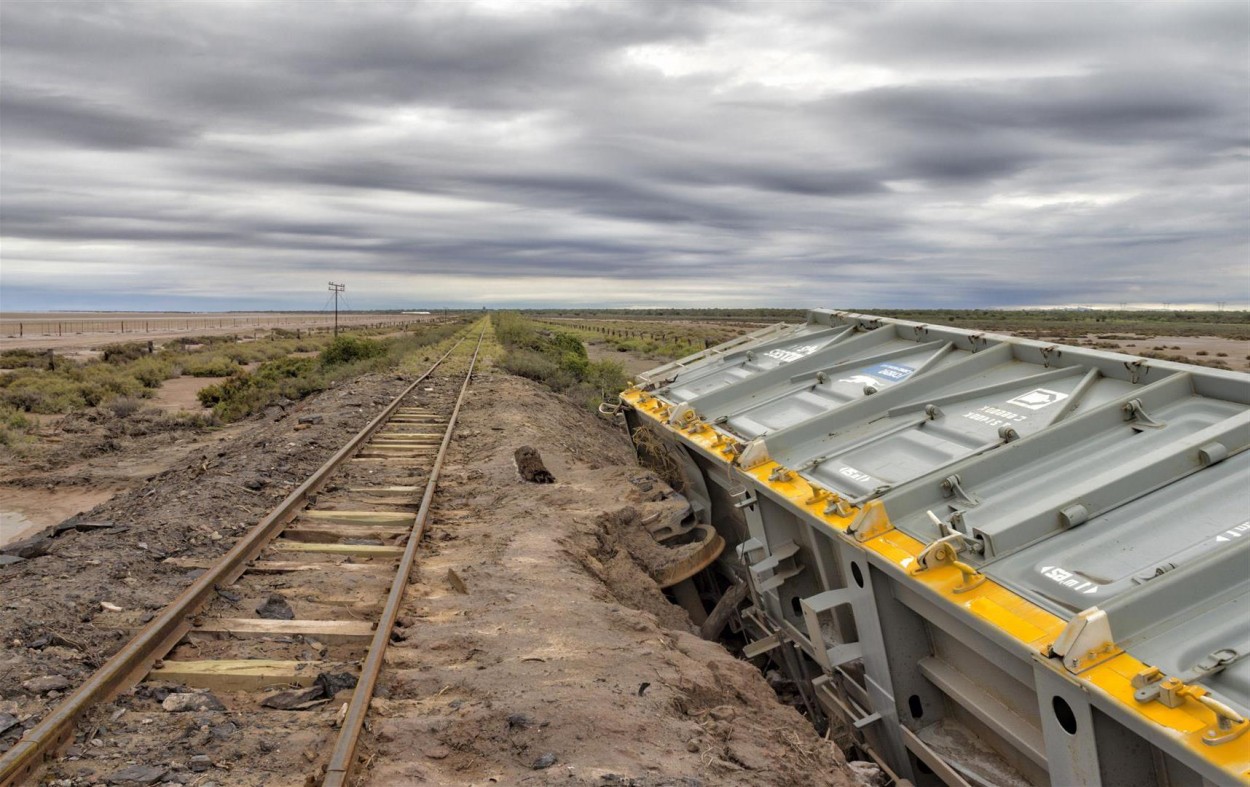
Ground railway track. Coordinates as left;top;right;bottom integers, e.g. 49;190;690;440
1;322;487;786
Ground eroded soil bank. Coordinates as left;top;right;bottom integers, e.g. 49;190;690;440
360;370;854;786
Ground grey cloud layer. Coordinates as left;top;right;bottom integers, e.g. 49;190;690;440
1;0;1247;309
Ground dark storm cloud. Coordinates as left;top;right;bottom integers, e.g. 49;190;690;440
0;85;196;149
1;0;1247;310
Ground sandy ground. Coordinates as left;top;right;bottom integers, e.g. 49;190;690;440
147;375;227;413
361;370;855;785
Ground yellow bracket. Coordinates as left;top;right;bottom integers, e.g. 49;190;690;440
803;487;830;506
846;500;895;543
909;533;985;592
1133;670;1250;746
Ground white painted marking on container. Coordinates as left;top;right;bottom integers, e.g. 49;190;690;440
1214;520;1250;545
1007;388;1069;410
1039;565;1098;594
764;344;820;363
837;465;873;484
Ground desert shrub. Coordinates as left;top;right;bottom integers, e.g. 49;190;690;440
108;396;144;418
492;314;632;409
493;312;540;348
500;348;576;391
0;369;90;412
0;404;33;447
0;349;57;370
199;357;326;421
1196;350;1209;356
320;335;386;367
179;354;242;377
167;334;238;348
129;356;176;388
100;342;151;363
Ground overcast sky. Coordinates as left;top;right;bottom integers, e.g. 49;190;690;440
1;0;1247;311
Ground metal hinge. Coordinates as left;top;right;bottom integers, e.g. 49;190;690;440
1132;652;1248;746
910;518;986;594
1123;398;1164;430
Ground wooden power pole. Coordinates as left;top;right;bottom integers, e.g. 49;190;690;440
328;282;345;336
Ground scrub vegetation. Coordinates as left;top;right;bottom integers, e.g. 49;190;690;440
196;323;463;421
0;322;465;422
491;312;628;410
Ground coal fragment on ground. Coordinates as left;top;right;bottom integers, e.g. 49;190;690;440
189;754;214;773
532;752;557;770
514;446;555;483
0;713;18;735
261;686;327;710
255;592;295;620
106;764;168;785
162;691;225;712
315;671;357;697
507;713;533;729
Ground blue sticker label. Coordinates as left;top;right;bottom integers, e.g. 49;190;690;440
863;362;914;383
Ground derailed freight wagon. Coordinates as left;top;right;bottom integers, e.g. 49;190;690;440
618;310;1250;787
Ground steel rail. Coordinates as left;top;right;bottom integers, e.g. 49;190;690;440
322;326;486;787
0;327;475;787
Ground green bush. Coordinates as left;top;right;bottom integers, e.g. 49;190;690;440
491;314;632;409
320;335;386;367
129;356;176;388
179;354;242;377
500;348;576;391
0;349;56;370
199;357;326;421
100;342;151;363
0;364;146;412
0;404;33;447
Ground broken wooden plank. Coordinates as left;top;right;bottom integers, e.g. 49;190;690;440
299;510;415;525
355;452;436;460
282;524;411;543
270;542;404;558
345;486;420;497
163;557;392;573
190;618;375;643
371;433;443;439
699;580;750;641
148;659;323;691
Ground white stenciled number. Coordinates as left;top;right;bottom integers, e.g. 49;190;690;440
1039;565;1097;594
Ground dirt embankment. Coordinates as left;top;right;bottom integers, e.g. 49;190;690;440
1;360;859;786
361;371;854;786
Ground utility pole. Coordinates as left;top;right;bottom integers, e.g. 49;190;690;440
328;282;345;336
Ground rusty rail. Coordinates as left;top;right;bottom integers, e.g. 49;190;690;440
322;327;485;786
0;327;477;787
